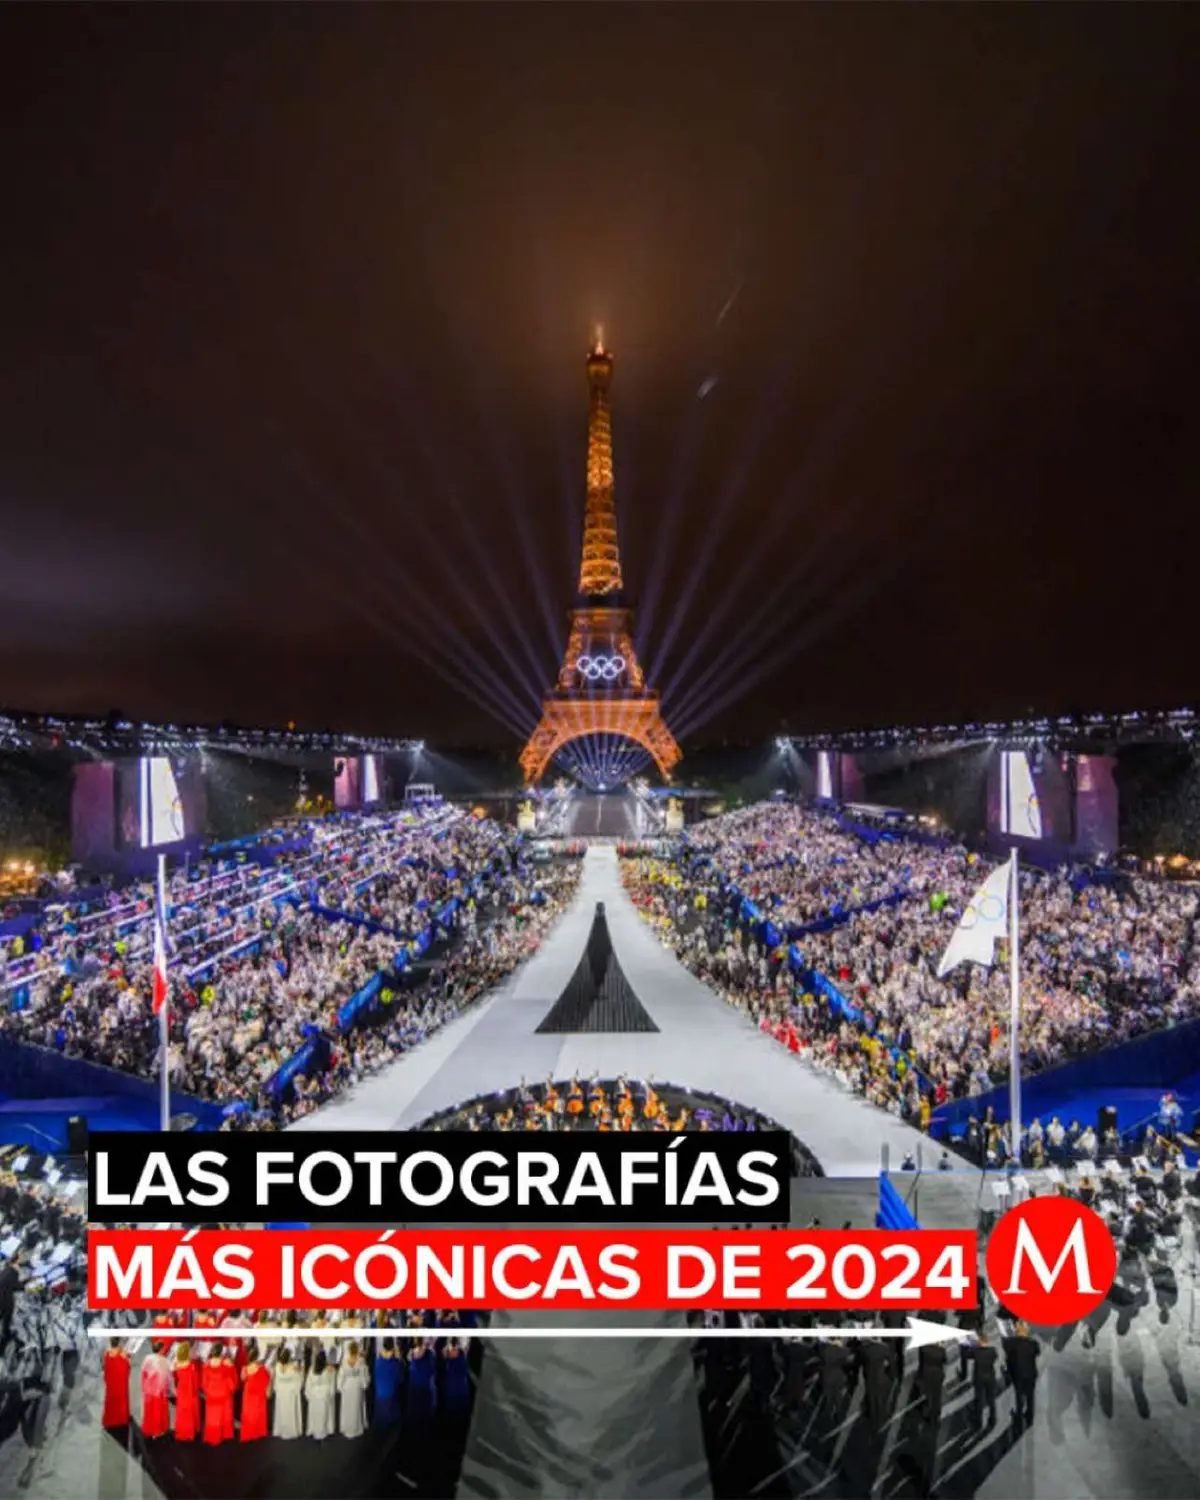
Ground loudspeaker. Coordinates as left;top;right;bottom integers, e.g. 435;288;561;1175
1098;1105;1118;1139
66;1116;88;1156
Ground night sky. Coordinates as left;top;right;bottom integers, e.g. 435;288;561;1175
2;5;1198;752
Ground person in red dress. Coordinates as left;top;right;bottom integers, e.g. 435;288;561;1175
150;1311;177;1361
193;1309;217;1365
221;1351;238;1441
240;1344;271;1442
223;1311;252;1373
102;1340;132;1429
201;1345;234;1445
173;1343;201;1441
140;1345;172;1439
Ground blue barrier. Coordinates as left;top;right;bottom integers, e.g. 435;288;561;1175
187;934;265;983
0;1041;224;1135
785;954;930;1094
876;1172;921;1230
337;972;385;1031
930;1013;1200;1140
239;839;311;868
266;1035;332;1100
0;914;40;941
308;900;433;950
838;817;950;852
208;829;310;858
723;879;914;946
786;888;914;942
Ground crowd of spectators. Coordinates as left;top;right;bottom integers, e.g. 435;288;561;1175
279;858;581;1124
0;806;580;1127
685;803;911;926
623;802;1200;1147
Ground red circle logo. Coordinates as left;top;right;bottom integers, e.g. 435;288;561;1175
985;1195;1117;1326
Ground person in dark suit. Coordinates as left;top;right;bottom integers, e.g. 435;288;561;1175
915;1342;948;1427
962;1333;1000;1427
818;1340;852;1423
782;1338;808;1408
1126;1206;1156;1254
0;1253;22;1353
859;1337;894;1428
879;1308;907;1382
956;1299;985;1377
1002;1322;1041;1425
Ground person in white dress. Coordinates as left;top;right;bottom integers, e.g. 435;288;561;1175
337;1343;370;1439
271;1349;305;1440
304;1350;336;1441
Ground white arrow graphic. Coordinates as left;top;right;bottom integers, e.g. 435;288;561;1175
87;1317;959;1350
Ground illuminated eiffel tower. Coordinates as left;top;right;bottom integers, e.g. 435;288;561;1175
519;333;681;787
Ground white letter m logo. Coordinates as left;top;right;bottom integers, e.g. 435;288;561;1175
1003;1217;1099;1297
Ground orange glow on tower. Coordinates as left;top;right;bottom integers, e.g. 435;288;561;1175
520;339;681;787
578;337;621;597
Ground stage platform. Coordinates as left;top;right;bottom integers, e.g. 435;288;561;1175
560;792;648;840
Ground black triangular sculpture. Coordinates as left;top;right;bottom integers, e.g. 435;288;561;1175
536;902;659;1034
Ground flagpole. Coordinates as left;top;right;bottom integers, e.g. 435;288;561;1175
1008;847;1022;1163
157;853;170;1133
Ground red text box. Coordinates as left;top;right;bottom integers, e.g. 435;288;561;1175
88;1229;978;1314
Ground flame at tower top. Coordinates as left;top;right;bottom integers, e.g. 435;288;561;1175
579;334;622;597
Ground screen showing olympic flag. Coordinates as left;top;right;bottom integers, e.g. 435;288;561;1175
1000;750;1043;840
817;751;835;800
139;756;186;848
363;754;382;805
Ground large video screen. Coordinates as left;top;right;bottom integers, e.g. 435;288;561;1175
139;756;186;848
1000;750;1043;840
363;754;382;805
816;751;835;800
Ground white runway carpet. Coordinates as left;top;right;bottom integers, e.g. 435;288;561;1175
292;845;931;1176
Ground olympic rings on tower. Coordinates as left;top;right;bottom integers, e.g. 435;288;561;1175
575;655;626;682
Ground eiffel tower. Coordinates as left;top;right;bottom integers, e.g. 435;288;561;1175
520;332;681;786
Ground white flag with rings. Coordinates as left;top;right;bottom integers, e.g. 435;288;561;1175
936;861;1011;978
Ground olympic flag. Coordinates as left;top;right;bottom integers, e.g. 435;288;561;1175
936;850;1022;1158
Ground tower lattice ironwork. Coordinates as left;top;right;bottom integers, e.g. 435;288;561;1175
520;334;681;787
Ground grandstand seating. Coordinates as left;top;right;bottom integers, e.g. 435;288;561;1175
623;800;1200;1167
